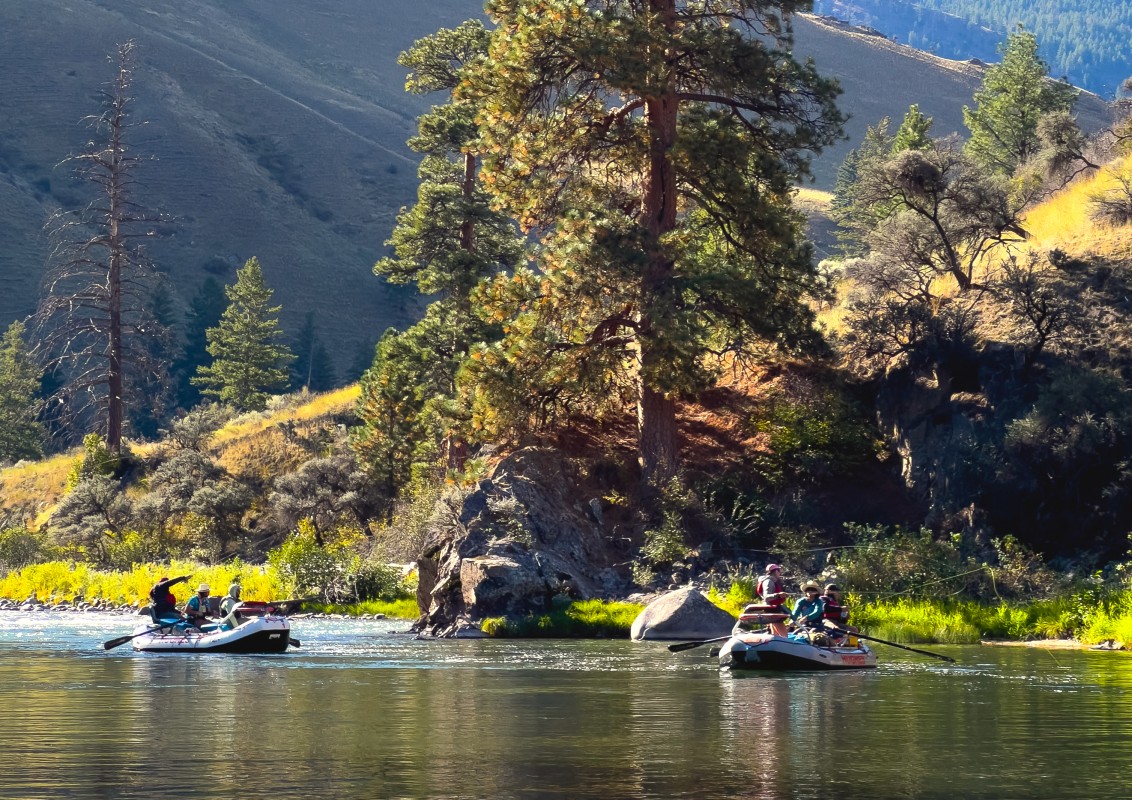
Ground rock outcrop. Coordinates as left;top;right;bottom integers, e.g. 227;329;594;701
629;588;736;641
414;447;631;637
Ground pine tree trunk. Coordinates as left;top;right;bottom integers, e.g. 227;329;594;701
637;0;680;483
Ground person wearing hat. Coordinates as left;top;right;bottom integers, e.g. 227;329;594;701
184;583;213;629
757;564;789;610
790;582;826;628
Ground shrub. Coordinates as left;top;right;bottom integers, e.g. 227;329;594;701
0;527;58;571
65;433;123;491
346;556;409;602
481;599;644;638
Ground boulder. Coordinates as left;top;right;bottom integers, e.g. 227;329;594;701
414;447;632;637
630;588;736;641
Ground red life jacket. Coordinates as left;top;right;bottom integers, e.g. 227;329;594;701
758;575;786;607
821;597;849;623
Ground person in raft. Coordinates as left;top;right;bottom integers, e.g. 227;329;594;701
820;583;859;644
184;583;213;629
148;575;189;623
757;563;789;610
791;582;826;629
219;583;242;629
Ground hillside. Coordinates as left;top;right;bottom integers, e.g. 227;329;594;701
813;0;1132;98
0;3;1113;365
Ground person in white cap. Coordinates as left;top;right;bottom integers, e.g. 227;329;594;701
184;583;212;629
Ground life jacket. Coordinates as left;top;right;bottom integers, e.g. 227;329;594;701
149;585;178;618
186;594;209;617
757;575;786;607
821;596;849;623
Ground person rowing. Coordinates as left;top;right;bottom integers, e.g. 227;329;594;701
148;575;189;624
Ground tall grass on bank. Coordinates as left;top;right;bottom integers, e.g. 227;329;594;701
851;595;1132;645
1;561;284;605
317;598;420;619
482;599;644;637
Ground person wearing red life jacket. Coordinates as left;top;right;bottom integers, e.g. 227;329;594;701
820;583;859;644
148;575;189;623
757;564;788;610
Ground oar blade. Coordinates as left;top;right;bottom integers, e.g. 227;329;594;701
289;637;302;648
103;634;135;650
667;640;706;653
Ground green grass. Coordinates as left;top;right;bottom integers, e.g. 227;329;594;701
316;597;420;619
850;597;1116;644
482;599;644;638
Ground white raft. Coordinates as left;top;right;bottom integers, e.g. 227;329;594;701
719;630;876;671
131;614;293;654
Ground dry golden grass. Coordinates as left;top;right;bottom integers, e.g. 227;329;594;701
794;187;834;212
0;453;75;528
211;385;359;446
0;386;362;528
1022;157;1132;262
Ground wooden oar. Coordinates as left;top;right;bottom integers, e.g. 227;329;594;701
667;635;734;653
826;625;956;663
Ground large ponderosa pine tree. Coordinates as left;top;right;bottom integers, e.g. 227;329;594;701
193;257;294;412
353;21;523;490
462;0;843;481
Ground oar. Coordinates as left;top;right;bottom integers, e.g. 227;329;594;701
826;625;956;663
289;637;302;648
103;624;170;650
667;634;734;653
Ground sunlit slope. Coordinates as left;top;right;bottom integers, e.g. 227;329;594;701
1022;158;1132;262
0;386;361;528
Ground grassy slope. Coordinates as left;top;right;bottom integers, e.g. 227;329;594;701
0;385;361;528
1021;156;1132;262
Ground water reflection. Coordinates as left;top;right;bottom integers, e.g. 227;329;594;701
4;616;1132;798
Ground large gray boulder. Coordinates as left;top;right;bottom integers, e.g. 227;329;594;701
630;588;736;641
414;447;632;637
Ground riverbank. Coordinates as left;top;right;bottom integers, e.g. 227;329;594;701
981;638;1127;650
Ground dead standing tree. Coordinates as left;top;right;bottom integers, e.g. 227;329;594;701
33;41;170;455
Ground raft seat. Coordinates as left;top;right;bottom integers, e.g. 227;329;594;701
738;604;790;625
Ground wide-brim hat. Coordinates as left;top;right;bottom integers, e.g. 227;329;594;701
800;581;820;592
197;583;210;593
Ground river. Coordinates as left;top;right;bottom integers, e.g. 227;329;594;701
1;612;1130;799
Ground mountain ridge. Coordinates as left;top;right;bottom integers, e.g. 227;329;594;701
0;3;1112;367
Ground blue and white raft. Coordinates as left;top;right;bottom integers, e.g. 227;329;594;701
718;629;876;671
130;611;293;654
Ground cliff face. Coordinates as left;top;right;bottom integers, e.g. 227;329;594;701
414;448;632;636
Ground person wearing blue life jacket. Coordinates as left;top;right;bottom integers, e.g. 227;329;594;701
184;583;213;629
791;582;826;628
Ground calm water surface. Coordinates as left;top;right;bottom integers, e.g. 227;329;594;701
1;612;1131;799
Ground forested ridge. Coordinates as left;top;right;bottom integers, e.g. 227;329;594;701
4;5;1132;636
813;0;1132;96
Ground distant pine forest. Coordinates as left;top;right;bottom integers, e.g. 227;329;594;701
812;0;1132;97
